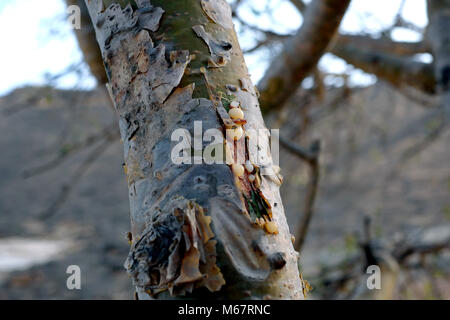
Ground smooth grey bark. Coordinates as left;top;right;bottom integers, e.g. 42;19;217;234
84;0;303;299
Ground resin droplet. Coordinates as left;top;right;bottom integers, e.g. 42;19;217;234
245;160;254;173
264;221;278;234
229;126;243;140
229;108;244;120
232;164;245;177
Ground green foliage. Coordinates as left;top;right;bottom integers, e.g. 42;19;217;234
219;92;236;112
245;189;271;221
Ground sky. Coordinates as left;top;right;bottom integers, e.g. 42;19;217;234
0;0;428;96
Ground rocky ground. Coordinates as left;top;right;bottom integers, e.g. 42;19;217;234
0;82;448;299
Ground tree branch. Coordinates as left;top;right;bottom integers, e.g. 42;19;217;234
23;124;118;178
258;0;351;113
66;0;107;84
331;42;437;94
39;137;114;219
279;136;321;252
289;0;306;13
337;34;430;56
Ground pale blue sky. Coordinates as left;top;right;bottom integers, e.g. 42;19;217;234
0;0;428;95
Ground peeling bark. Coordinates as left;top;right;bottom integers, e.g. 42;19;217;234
84;0;303;299
258;0;351;113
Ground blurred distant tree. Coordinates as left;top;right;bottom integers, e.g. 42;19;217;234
74;1;449;111
66;0;107;83
258;0;448;113
427;0;450;111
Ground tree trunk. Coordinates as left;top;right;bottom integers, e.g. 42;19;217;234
84;0;303;299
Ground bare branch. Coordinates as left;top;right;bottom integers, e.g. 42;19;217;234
39;137;114;219
66;0;107;84
258;0;351;112
23;124;118;178
278;135;321;252
337;34;430;56
289;0;306;13
330;43;437;94
279;135;318;163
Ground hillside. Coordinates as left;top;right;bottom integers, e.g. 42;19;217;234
0;83;448;299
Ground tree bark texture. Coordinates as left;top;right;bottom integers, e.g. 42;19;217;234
84;0;303;299
258;0;351;113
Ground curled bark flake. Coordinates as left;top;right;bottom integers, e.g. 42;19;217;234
124;197;225;297
107;30;153;113
173;247;203;285
192;25;232;68
94;3;138;52
147;45;191;103
136;0;165;32
216;103;235;128
200;0;234;30
239;77;257;97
